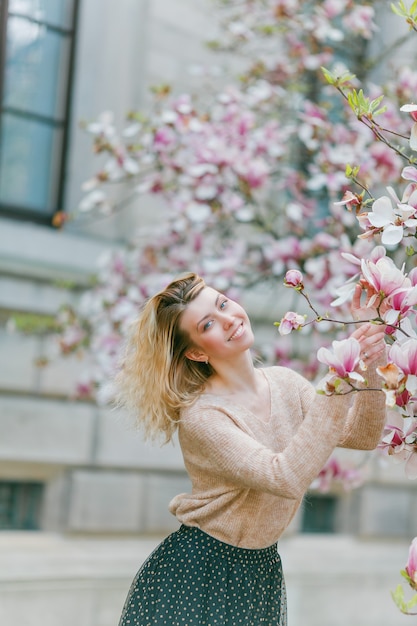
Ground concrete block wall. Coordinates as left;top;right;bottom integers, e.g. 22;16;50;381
0;0;222;535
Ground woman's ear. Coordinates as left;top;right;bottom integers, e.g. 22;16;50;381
185;348;208;363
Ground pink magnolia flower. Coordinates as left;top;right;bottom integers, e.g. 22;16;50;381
400;104;417;151
384;286;417;326
340;243;386;269
334;189;362;211
277;311;305;335
376;362;406;406
284;269;304;288
361;256;410;303
387;170;417;214
378;410;417;479
381;429;417;474
382;340;417;412
389;339;417;380
402;165;417;183
317;337;364;382
365;195;417;246
405;537;417;591
356;211;374;237
409;267;417;287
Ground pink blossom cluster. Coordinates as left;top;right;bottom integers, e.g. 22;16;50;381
282;245;417;477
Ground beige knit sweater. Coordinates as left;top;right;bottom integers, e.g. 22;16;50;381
169;364;386;549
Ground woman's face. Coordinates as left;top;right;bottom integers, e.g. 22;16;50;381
180;286;254;363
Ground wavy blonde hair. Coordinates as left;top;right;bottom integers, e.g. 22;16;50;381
115;272;212;442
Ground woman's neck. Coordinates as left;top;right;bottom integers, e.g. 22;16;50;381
204;352;259;396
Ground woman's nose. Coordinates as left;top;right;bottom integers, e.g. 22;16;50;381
222;315;234;329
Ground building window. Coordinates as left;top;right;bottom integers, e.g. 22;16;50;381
0;480;44;529
301;494;338;533
0;0;79;224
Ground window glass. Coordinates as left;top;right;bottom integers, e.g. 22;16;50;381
4;15;71;119
0;0;77;219
0;112;63;213
8;0;75;29
301;495;337;533
0;481;44;530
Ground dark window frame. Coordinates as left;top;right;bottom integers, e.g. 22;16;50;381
0;0;80;226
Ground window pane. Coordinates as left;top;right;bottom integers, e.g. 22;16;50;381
9;0;75;29
0;482;44;530
0;483;15;527
0;113;63;214
4;15;71;119
301;495;337;533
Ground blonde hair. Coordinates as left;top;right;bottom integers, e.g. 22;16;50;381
115;272;211;442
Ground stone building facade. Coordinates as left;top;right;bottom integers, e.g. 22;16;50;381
0;0;415;540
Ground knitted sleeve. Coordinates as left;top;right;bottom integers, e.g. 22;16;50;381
295;359;386;450
179;388;352;501
336;357;386;449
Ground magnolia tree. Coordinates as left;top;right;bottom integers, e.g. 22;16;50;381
54;2;417;486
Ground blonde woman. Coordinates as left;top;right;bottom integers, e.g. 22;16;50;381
117;272;386;626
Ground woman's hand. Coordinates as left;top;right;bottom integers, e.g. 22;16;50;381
350;322;386;368
350;283;387;367
351;283;380;322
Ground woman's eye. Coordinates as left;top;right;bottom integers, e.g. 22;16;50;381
220;299;228;309
203;320;213;331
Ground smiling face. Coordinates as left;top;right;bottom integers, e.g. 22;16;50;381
180;286;254;364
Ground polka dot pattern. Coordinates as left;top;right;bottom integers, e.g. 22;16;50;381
118;525;287;625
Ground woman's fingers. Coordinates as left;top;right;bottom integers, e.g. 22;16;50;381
351;284;362;312
350;322;386;366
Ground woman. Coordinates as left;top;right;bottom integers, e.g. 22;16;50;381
116;272;386;626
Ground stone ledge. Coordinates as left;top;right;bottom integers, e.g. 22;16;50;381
0;396;96;464
0;218;113;285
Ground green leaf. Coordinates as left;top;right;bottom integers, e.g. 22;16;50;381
392;585;407;612
321;66;335;85
373;106;388;116
391;2;407;17
391;584;417;614
321;67;356;87
345;163;360;178
408;593;417;609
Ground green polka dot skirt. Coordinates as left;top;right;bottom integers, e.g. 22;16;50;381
118;524;287;625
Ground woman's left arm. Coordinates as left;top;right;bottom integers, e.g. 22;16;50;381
338;284;387;449
338;357;387;449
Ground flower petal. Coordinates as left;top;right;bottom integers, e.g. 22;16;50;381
381;224;404;246
410;123;417;152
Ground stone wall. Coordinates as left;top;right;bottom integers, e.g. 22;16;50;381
0;0;415;538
